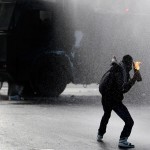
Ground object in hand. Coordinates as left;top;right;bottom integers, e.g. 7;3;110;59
133;62;142;82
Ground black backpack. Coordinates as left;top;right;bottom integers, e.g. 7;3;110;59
99;69;115;94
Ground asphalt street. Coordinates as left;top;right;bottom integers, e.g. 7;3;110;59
0;83;149;150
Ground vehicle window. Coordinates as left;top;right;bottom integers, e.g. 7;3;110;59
39;10;54;47
0;1;15;30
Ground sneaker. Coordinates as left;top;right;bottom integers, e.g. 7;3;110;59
9;95;21;101
118;137;135;148
97;134;103;142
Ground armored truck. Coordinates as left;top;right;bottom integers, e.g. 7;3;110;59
0;0;74;97
0;0;149;99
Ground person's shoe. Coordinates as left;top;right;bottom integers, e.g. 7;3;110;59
9;95;21;101
118;137;135;148
97;134;103;142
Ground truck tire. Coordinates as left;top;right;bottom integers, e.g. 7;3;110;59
35;63;67;97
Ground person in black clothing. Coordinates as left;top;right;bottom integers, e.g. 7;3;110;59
97;55;140;148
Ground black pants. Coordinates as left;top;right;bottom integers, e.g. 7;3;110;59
98;99;134;138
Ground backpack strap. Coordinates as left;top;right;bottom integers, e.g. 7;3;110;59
119;62;127;84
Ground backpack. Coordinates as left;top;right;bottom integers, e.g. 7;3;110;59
99;69;115;94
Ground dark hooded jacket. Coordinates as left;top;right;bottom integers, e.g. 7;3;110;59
100;61;135;103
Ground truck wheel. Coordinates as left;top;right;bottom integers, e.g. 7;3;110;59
35;64;67;97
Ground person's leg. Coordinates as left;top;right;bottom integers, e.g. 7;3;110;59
98;100;112;138
113;102;134;138
113;102;134;148
8;83;22;100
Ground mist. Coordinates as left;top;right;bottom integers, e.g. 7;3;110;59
19;0;150;103
59;0;150;103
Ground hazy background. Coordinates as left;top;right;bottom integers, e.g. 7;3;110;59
59;0;150;103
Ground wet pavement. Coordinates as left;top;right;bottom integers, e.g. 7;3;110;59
0;84;149;150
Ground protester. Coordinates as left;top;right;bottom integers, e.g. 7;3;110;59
97;55;140;148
